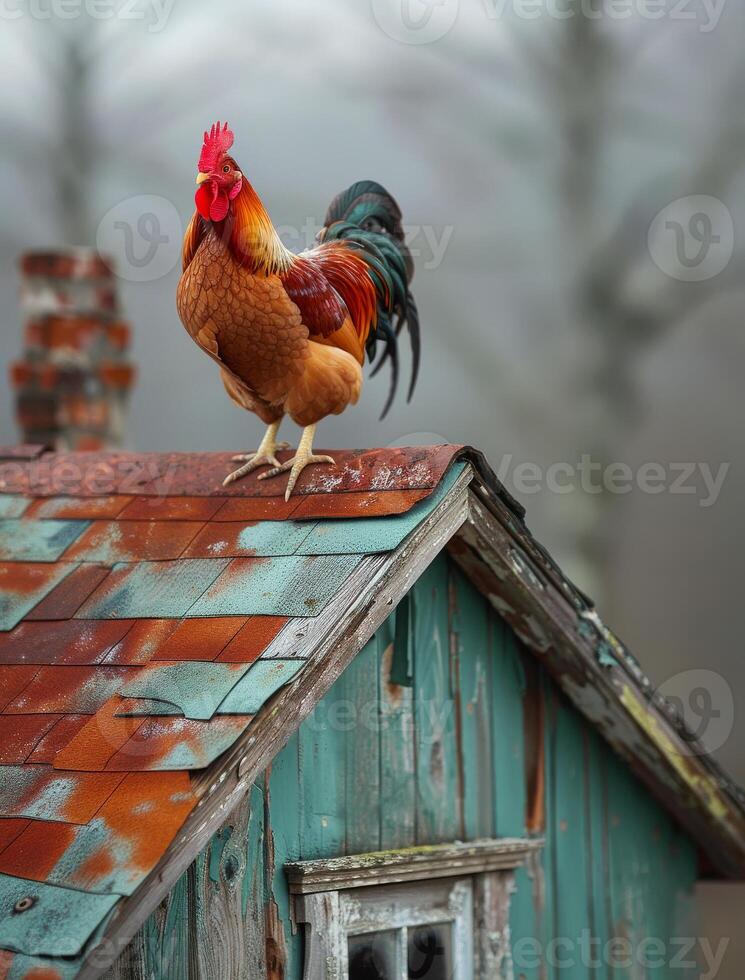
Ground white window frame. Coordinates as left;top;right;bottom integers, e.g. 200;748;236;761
286;837;542;980
343;877;473;980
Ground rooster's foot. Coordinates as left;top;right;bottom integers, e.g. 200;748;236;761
223;423;290;486
258;453;336;501
231;444;290;464
257;424;335;501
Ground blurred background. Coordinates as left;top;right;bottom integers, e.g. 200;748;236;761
1;0;744;970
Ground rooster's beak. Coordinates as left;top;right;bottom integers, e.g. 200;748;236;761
196;172;210;186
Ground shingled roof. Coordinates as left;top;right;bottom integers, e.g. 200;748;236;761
0;444;743;979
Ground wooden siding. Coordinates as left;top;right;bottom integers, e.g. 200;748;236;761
105;555;698;979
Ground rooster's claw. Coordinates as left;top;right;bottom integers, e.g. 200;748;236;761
223;422;291;486
231;443;290;463
258;453;336;501
223;453;286;486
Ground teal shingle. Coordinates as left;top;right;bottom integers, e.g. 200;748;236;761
217;659;304;713
119;662;250;720
0;563;77;631
186;554;364;618
0;520;90;562
115;658;303;718
77;559;230;620
0;497;31;519
0;872;118;958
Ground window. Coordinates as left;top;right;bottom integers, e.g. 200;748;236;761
286;838;541;980
344;877;472;979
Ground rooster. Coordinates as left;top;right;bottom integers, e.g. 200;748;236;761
177;122;420;498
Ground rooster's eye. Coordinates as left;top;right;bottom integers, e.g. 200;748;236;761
223;165;231;174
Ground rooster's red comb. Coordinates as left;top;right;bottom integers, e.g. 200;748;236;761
199;121;235;173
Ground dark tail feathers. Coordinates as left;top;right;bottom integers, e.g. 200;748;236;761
320;180;420;419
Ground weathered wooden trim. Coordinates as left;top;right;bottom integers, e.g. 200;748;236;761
286;838;543;894
474;870;516;979
449;488;745;878
77;465;473;980
294;891;345;980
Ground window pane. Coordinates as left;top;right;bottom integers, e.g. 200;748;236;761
349;930;400;980
407;924;453;980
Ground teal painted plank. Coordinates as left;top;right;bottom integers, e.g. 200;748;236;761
343;635;382;854
378;613;416;849
126;891;165;978
0;497;30;518
78;559;229;619
605;745;699;978
267;731;303;976
0;519;89;562
412;555;460;844
489;615;539;980
153;872;191;979
0;562;77;630
187;554;364;618
242;779;267;974
295;464;465;555
606;755;652;978
542;676;559;980
586;729;611;980
119;662;250;720
299;691;347;858
490;616;527;836
550;695;593;980
451;565;493;840
0;871;117;957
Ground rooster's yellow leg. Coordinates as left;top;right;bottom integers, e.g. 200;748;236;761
223;420;291;486
257;424;336;501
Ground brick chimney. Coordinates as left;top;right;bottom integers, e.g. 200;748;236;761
10;249;135;451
